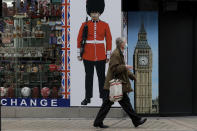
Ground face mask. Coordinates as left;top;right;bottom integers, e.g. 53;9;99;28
124;43;128;51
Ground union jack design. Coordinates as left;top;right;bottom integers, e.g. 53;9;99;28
67;50;70;71
67;72;71;99
67;28;70;48
61;72;66;98
67;5;70;26
61;28;65;48
61;6;65;26
61;50;65;71
61;0;70;102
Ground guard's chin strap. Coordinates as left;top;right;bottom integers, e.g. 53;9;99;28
85;14;88;22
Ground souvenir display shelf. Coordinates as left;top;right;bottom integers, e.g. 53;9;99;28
0;1;62;99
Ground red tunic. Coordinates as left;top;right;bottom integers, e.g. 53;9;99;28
77;20;112;61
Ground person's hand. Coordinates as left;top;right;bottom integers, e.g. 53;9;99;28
133;76;137;82
125;65;133;70
106;58;109;63
77;56;82;61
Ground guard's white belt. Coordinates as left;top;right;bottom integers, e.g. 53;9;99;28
86;40;104;44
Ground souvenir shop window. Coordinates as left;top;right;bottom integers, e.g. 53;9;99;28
0;0;62;99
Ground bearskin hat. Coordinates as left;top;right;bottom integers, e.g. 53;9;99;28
86;0;105;16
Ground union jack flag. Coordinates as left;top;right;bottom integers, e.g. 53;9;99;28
61;72;66;98
67;72;71;99
61;50;65;70
61;6;65;26
67;5;70;26
61;0;70;103
67;50;70;71
67;28;70;48
61;28;65;48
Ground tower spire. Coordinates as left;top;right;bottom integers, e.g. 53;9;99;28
135;16;151;49
139;18;146;33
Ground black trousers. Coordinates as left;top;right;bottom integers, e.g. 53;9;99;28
94;92;141;124
83;60;106;99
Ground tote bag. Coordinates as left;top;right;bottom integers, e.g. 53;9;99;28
109;79;123;102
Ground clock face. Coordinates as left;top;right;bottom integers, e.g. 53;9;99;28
138;56;148;66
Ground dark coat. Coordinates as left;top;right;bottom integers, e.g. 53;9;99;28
104;48;136;93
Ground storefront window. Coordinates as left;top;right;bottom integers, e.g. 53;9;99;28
0;0;68;107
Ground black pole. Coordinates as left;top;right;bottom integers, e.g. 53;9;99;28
192;9;197;115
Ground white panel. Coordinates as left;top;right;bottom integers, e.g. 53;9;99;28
70;0;121;106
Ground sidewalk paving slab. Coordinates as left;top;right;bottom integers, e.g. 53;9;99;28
1;117;197;131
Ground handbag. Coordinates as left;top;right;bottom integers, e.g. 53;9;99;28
109;79;123;102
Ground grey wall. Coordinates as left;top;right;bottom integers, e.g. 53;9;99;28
1;106;126;118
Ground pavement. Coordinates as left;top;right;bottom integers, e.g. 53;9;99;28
1;116;197;131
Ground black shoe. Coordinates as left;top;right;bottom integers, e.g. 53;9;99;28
81;98;90;105
133;118;147;128
93;123;109;128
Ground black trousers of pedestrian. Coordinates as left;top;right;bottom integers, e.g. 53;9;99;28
83;59;107;99
94;92;141;125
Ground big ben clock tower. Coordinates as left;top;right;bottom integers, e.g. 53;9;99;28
133;22;152;114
